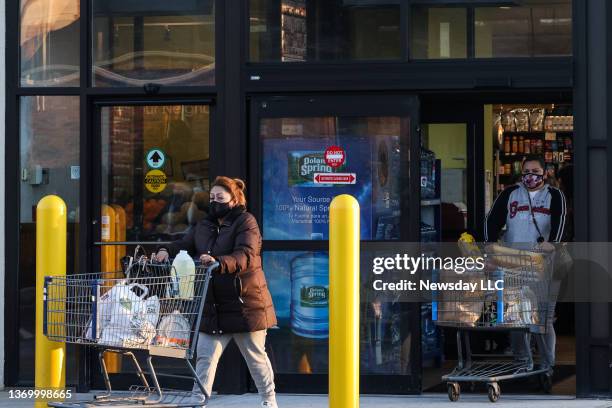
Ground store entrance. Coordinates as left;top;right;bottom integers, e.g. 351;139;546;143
87;101;213;390
419;98;576;395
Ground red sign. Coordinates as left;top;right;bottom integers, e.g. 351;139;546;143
324;146;346;168
314;173;356;185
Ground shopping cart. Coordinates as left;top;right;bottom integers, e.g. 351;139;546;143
433;245;556;402
42;251;217;407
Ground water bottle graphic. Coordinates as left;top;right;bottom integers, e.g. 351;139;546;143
290;252;329;339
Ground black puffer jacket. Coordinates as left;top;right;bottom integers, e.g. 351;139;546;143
163;205;277;334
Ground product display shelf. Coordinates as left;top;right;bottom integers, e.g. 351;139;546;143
495;125;574;193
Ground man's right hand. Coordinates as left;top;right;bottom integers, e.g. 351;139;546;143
153;249;169;262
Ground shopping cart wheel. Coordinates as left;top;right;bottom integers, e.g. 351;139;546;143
447;382;460;402
487;382;500;403
539;372;553;394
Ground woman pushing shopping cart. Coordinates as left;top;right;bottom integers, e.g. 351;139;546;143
43;177;278;407
43;250;216;407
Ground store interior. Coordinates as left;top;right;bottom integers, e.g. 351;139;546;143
420;102;576;394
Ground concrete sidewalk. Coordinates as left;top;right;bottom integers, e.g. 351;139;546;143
0;392;611;408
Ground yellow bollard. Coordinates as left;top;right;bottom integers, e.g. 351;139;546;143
36;195;66;406
329;195;360;408
101;204;122;373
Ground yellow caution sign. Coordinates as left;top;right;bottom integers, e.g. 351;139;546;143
144;169;167;193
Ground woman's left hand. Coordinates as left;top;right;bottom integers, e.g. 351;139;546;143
200;254;216;266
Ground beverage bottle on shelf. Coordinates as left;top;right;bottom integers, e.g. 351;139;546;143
524;138;531;154
518;136;524;154
504;136;510;153
545;151;553;163
512;136;518;154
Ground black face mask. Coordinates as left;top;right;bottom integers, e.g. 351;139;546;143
209;201;231;219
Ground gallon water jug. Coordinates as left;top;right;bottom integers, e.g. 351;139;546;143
171;250;196;299
290;252;329;339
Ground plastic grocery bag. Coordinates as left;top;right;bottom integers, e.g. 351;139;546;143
504;286;539;326
154;311;192;349
86;280;160;347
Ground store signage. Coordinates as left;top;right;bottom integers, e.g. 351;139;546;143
324;146;346;168
313;173;356;185
289;151;333;186
144;169;167;193
146;148;166;169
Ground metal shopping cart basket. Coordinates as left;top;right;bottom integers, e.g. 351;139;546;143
433;244;557;402
42;251;217;407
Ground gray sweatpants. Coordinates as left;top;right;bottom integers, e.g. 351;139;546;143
192;330;276;404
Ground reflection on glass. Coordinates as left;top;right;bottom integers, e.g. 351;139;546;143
419;124;468;373
475;1;572;58
264;251;414;375
411;6;467;59
19;96;80;383
20;0;80;86
101;105;210;242
261;116;405;240
249;0;401;62
93;1;215;86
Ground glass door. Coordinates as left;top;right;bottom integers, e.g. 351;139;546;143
91;102;212;388
250;95;421;394
419;102;481;392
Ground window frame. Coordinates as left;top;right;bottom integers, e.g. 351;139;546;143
245;0;573;63
248;94;422;393
5;0;223;389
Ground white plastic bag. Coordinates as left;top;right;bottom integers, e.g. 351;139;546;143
87;280;160;347
154;311;192;349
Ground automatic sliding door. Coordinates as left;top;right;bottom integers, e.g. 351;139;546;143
93;103;211;388
252;95;421;394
